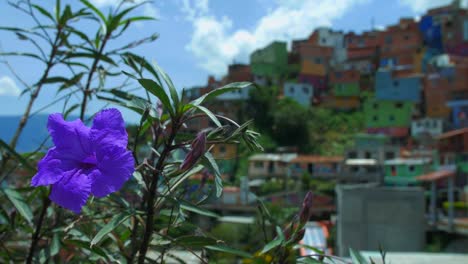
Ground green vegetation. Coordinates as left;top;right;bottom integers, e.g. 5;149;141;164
247;85;365;155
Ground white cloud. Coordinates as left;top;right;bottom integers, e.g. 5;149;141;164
184;0;369;75
90;0;144;7
0;76;21;96
398;0;468;13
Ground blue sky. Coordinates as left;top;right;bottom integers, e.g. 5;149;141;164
0;0;458;123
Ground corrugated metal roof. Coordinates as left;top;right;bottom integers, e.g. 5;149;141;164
345;159;377;165
291;155;343;163
384;158;432;165
249;153;297;162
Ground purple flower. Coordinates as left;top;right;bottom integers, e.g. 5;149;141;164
31;108;135;213
180;131;206;171
299;191;313;224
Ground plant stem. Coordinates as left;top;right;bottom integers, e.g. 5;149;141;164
26;197;51;264
137;121;179;264
79;35;110;120
1;28;61;172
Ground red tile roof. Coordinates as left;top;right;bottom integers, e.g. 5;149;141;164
416;170;455;182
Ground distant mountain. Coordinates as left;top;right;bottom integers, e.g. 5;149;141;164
0;114;53;153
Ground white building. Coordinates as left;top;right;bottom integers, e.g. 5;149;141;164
411;118;443;137
283;82;313;106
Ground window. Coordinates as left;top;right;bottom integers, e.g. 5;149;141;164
373;103;379;109
404;35;410;41
373;116;378;121
385;35;392;44
389;115;395;121
393;80;399;87
321;38;327;44
385;152;395;160
408;165;415;173
464;19;468;41
391;165;397;176
290;87;295;93
351;166;359;173
254;161;263;168
303;86;309;94
395;102;403;108
365;152;372;159
219;145;226;153
348;151;357;159
314;57;322;64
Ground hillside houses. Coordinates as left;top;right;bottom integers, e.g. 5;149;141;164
184;1;468;189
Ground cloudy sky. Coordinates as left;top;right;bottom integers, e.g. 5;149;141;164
0;0;460;123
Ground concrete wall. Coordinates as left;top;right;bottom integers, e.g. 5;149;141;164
336;184;426;256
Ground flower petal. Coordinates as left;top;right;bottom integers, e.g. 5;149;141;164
47;113;92;159
49;169;93;214
31;147;79;187
92;145;134;198
91;108;128;148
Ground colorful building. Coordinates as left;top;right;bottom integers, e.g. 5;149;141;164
250;41;288;80
384;158;433;185
289;155;342;178
411;118;444;137
375;70;422;102
380;18;422;69
283;82;314;106
364;98;413;137
248;153;297;179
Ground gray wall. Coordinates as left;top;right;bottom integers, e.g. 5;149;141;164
336;184;426;256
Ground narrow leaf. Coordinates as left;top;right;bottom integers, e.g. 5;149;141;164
190;82;251;107
0;140;35;172
138;78;173;116
2;188;33;224
205;245;253;258
91;213;130;246
260;236;283;254
201;152;223;197
180;200;219;218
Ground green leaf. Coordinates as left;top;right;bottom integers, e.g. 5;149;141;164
138;78;174;116
194;105;221;127
122;52;159;80
42;76;69;84
0;140;35;172
32;4;55;22
80;0;107;23
66;52;116;66
175;236;216;248
201;152;223;197
179;200;219;218
205;245;253;258
260;236;283;254
58;72;85;92
189;82;251;107
50;233;61;257
298;258;323;264
119;16;155;25
0;52;44;62
91;213;130;246
2;188;33;225
350;248;369;264
152;62;180;113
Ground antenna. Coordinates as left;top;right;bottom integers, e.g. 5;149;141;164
371;17;375;30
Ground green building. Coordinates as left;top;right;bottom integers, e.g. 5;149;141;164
354;133;390;149
250;41;288;78
384;158;433;185
333;82;360;97
364;98;413;128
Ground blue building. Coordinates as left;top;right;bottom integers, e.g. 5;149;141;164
447;100;468;129
375;70;422;102
283;82;314;106
419;15;443;53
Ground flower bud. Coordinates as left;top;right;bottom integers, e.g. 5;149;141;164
180;131;207;171
299;191;313;224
